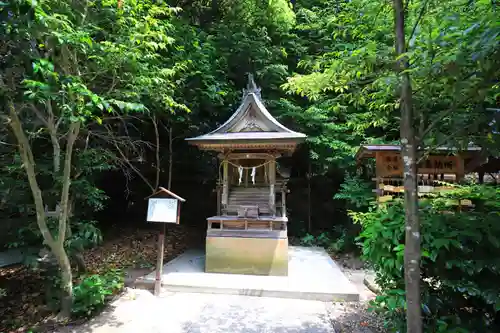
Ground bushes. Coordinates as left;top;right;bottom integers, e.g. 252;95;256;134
43;267;124;317
72;269;124;317
352;184;500;332
299;226;358;253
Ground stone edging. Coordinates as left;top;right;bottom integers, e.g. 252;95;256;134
363;274;381;294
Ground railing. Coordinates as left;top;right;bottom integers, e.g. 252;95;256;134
207;217;287;232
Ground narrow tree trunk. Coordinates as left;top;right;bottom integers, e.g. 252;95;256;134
54;122;80;319
152;115;160;190
8;102;55;246
168;128;173;190
57;122;80;247
50;131;61;174
307;160;312;233
54;246;73;320
8;101;78;320
393;1;422;332
154;126;173;296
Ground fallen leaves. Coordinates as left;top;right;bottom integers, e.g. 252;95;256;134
0;265;48;333
0;224;203;333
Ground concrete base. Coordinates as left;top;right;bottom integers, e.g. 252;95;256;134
137;246;360;302
205;236;288;276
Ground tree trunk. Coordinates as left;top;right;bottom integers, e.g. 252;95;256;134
307;160;312;233
53;121;79;318
168;128;173;190
53;246;73;320
154;126;173;296
393;1;422;332
8;101;56;246
152;115;160;190
57;122;80;247
7;101;78;320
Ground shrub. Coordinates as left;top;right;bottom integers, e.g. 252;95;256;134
299;228;357;254
334;173;374;210
300;232;331;247
352;184;500;332
72;269;124;317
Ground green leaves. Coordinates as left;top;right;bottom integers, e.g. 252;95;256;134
108;100;145;113
72;269;124;317
286;0;500;162
356;184;500;331
334;173;374;208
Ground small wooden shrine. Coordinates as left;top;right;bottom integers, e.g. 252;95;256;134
355;144;485;203
186;74;306;276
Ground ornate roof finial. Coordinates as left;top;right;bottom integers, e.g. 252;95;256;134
242;73;262;100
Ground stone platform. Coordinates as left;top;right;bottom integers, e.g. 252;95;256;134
136;246;359;302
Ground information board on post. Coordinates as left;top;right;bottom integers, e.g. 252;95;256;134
147;198;179;223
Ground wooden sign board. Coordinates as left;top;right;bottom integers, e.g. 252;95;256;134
145;187;185;224
417;155;461;175
147;198;180;223
376;152;402;177
376;152;463;178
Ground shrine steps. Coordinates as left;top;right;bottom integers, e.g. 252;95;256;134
227;186;270;214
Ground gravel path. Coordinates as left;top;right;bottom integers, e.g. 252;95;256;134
55;267;384;333
59;289;335;333
55;250;385;333
331;268;384;333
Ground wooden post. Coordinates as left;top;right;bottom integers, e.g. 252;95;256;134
269;158;276;216
265;163;269;185
478;171;485;184
374;152;382;203
154;223;165;296
281;186;287;218
146;188;185;297
456;155;465;183
222;160;229;207
245;167;248;187
216;185;221;216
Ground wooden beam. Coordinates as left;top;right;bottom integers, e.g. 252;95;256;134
223;152;281;160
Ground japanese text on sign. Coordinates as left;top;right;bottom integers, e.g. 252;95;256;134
376;153;460;177
147;198;178;223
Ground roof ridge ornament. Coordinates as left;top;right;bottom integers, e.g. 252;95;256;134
242;73;262;100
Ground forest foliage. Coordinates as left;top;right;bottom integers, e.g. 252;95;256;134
0;0;499;330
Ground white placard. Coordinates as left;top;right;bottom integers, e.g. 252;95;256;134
147;198;178;223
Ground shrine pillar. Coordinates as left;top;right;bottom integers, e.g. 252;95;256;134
281;185;287;218
269;158;276;216
222;159;229;209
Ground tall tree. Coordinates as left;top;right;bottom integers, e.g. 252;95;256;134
284;0;499;329
393;0;421;331
1;0;188;318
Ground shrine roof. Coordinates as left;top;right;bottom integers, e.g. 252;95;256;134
355;144;482;160
189;131;306;141
186;75;306;147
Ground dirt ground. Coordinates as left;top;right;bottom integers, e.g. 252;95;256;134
1;229;384;333
0;225;202;333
